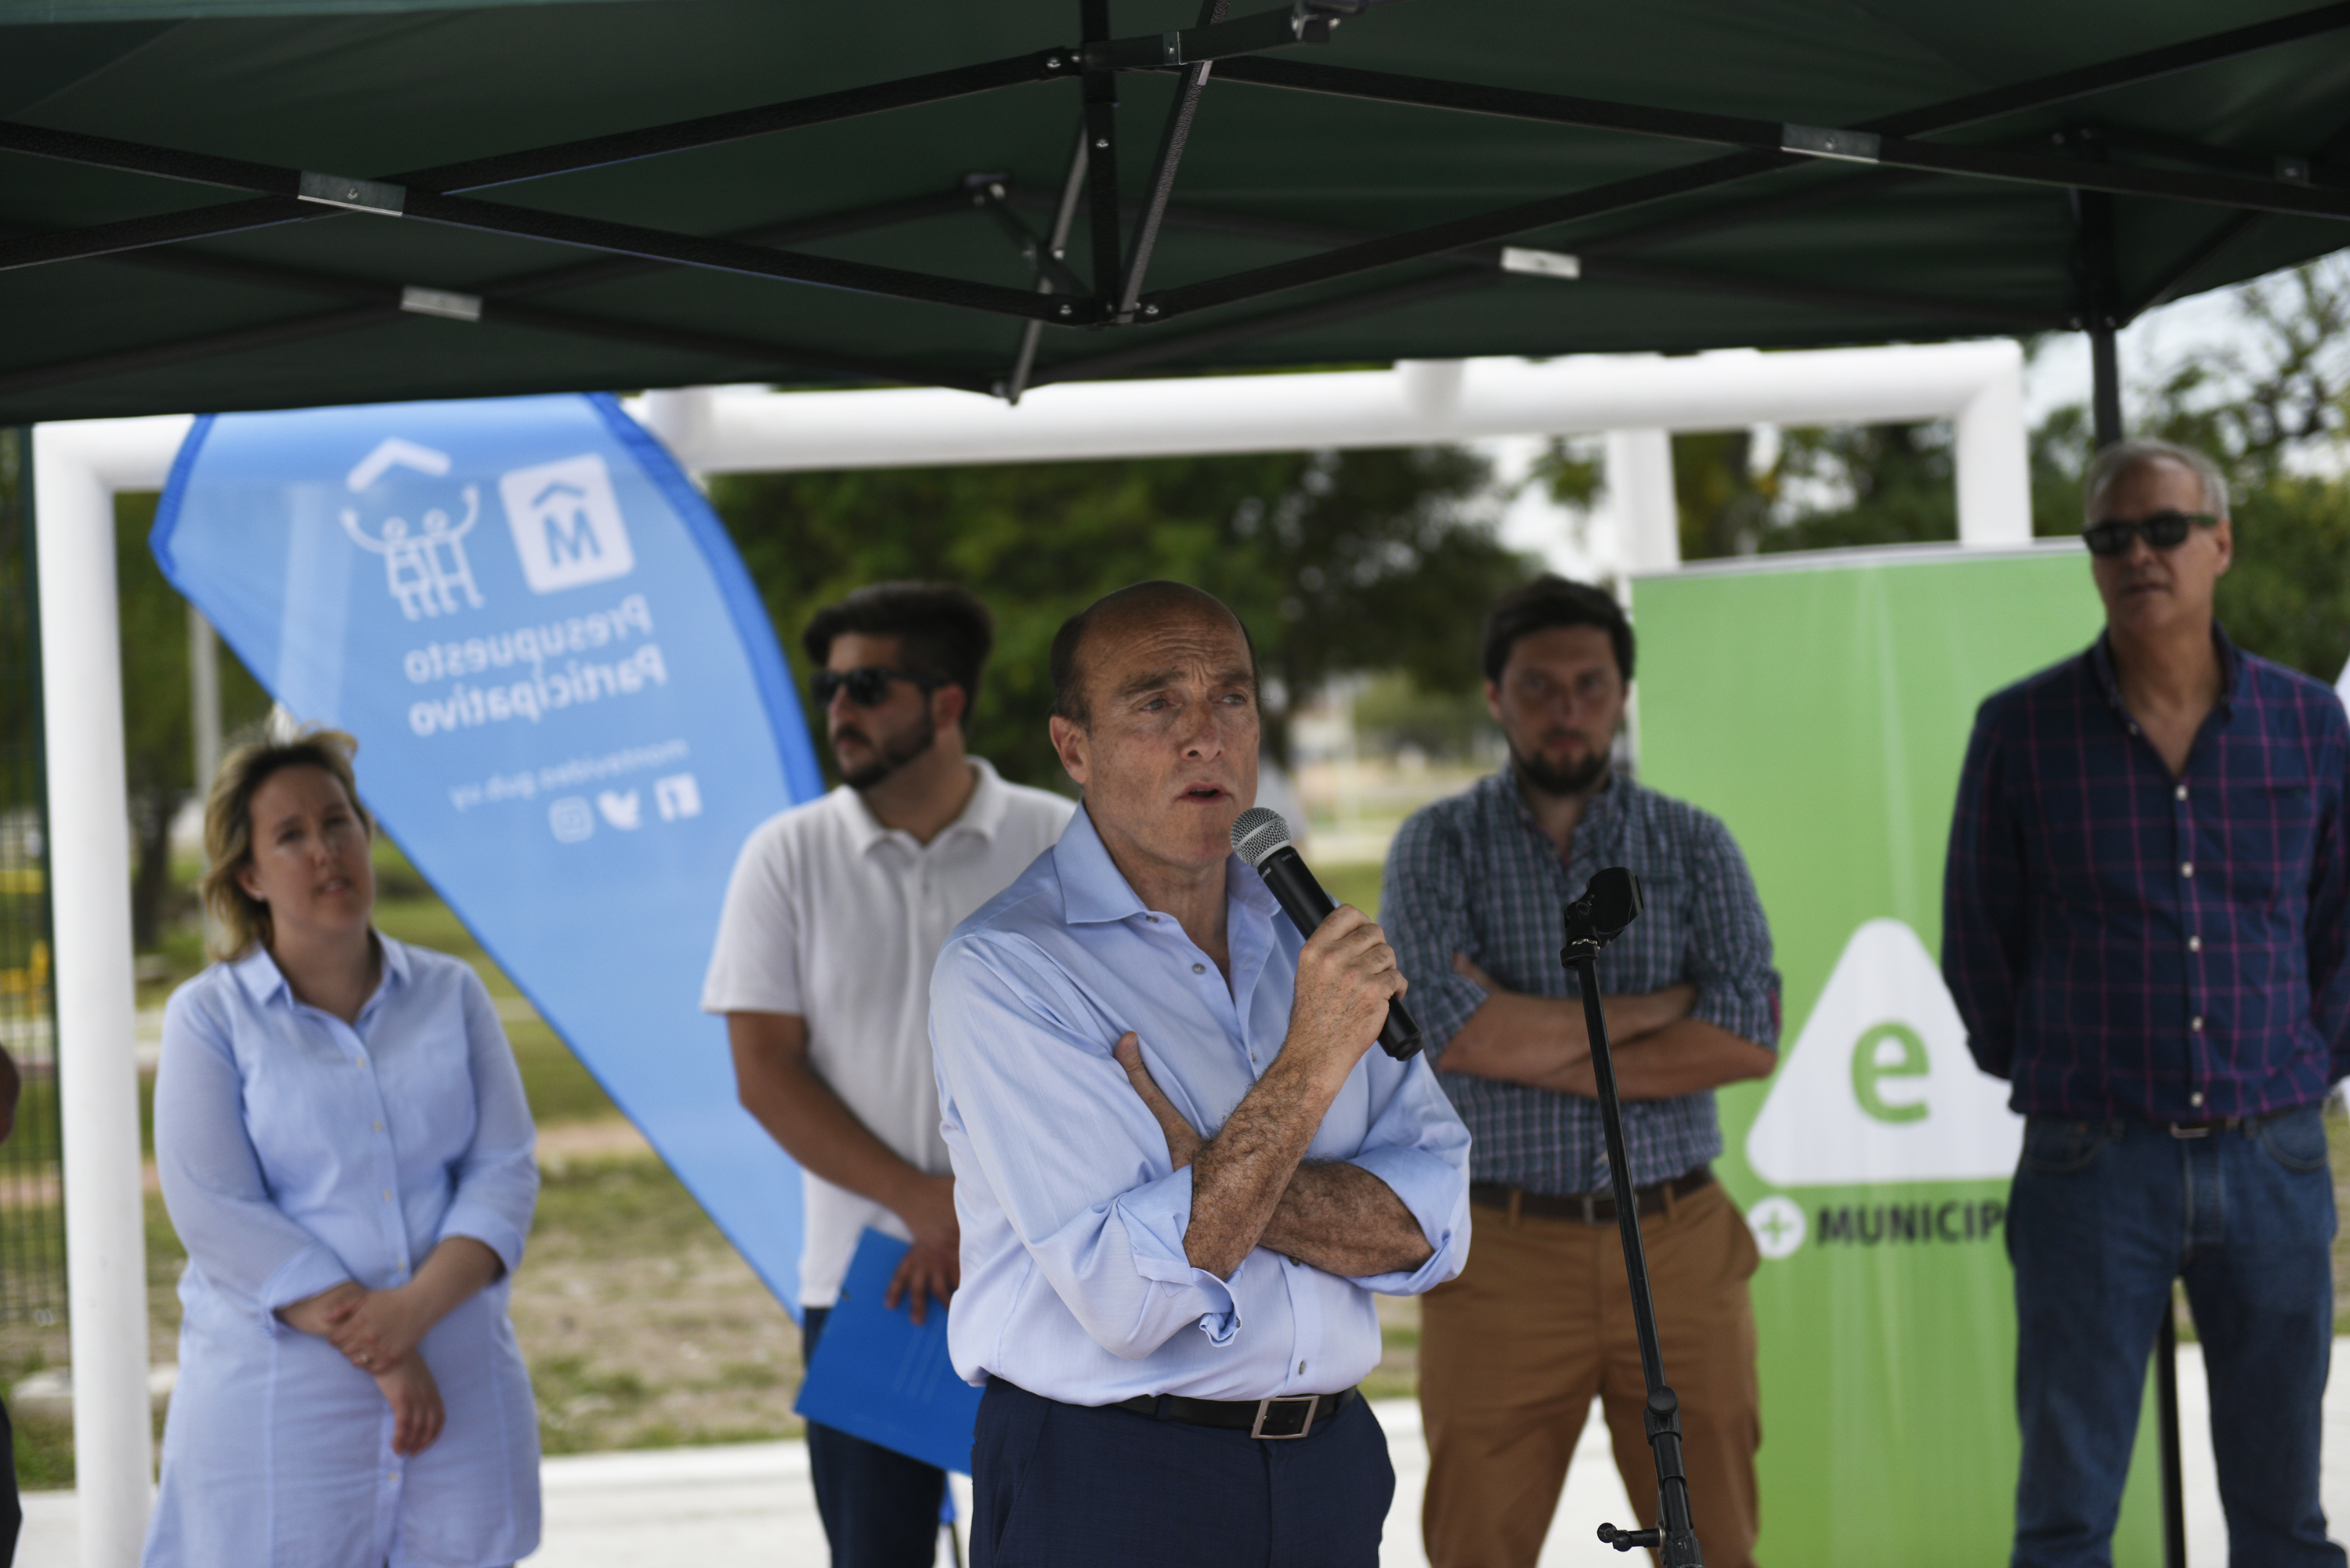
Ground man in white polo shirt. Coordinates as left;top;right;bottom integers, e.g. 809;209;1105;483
703;582;1072;1568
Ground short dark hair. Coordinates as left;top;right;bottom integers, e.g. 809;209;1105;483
1480;574;1635;686
802;582;993;732
1050;580;1258;730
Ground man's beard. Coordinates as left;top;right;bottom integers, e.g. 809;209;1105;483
837;710;938;791
1510;735;1610;799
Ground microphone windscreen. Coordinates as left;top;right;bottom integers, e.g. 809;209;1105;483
1229;806;1292;867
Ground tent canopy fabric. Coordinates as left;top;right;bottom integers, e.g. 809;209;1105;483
3;0;2347;423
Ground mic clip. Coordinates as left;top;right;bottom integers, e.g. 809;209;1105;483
1560;866;1643;962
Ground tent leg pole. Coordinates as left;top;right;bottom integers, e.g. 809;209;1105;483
32;424;154;1568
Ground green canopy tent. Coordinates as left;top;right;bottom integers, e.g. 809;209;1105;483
3;0;2348;425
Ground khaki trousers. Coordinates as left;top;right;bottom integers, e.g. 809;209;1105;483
1419;1179;1762;1568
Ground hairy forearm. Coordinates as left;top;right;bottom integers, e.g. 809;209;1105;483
1439;985;1690;1088
1183;1057;1336;1278
1531;1018;1774;1100
1256;1162;1432;1277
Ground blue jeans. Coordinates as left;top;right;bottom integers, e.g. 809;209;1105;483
801;1306;946;1568
2008;1107;2345;1568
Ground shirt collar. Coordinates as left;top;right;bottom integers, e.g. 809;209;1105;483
838;757;1015;853
1491;763;1626;844
230;930;407;1006
1051;801;1279;927
2086;622;2242;720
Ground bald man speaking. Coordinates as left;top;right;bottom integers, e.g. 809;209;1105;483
929;582;1471;1567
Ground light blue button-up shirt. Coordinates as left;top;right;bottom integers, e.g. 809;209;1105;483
930;806;1471;1405
145;937;540;1568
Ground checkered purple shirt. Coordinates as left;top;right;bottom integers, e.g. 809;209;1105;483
1942;627;2350;1121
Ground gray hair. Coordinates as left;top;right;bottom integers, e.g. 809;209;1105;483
2083;439;2230;522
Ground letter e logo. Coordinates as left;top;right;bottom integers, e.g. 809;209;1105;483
498;453;636;593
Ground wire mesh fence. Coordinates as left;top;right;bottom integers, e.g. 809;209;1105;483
0;428;66;1328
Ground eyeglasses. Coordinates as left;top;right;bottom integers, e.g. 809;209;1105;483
809;666;945;709
2082;510;2218;557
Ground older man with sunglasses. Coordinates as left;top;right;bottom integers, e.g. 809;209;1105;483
1944;439;2350;1568
703;582;1072;1568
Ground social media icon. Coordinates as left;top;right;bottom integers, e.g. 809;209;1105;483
548;797;594;843
596;789;642;829
499;453;636;594
654;773;701;821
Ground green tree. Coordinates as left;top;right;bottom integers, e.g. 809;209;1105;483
1671;429;1775;561
1762;423;1958;553
113;492;271;950
707;447;1526;789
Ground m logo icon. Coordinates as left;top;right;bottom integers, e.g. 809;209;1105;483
1744;919;2021;1187
498;453;636;593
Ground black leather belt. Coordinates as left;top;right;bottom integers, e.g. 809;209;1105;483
1470;1164;1715;1225
1114;1387;1357;1440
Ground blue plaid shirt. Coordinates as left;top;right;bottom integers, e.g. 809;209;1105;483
1943;627;2350;1121
1383;769;1782;1194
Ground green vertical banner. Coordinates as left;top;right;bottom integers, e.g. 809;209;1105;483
1632;544;2163;1565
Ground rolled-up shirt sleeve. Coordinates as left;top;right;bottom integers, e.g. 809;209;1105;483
1683;814;1782;1050
1337;1053;1472;1295
1381;809;1492;1059
154;991;349;1334
932;934;1245;1358
436;971;539;1274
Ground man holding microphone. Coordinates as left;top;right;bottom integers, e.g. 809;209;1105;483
930;580;1471;1566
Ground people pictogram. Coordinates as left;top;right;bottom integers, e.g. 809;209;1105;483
342;485;486;620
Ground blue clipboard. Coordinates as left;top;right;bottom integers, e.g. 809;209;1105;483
794;1228;983;1475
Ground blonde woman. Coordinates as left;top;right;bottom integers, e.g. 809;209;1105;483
143;729;540;1568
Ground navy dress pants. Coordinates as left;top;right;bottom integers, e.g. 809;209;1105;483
800;1307;947;1568
971;1378;1394;1568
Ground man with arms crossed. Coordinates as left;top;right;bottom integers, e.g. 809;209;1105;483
703;583;1072;1568
931;580;1470;1567
1383;575;1781;1568
1945;439;2348;1567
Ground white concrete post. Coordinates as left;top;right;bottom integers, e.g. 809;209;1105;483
33;414;187;1568
1953;347;2034;547
1607;428;1680;573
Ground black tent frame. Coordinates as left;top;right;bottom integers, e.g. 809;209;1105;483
4;0;2350;404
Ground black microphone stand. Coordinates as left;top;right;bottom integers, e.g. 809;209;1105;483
1562;867;1703;1566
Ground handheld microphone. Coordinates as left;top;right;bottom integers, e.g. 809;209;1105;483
1229;806;1423;1060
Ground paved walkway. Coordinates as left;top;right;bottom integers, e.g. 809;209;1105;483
22;1344;2350;1564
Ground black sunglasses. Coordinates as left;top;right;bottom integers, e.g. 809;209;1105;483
2082;510;2218;557
810;666;945;709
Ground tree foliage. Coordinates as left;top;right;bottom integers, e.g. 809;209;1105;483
707;447;1528;789
113;491;273;948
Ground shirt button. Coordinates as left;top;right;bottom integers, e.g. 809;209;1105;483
373;1120;385;1132
2181;862;2193;878
2190;1092;2206;1107
1297;1360;1306;1374
382;1190;394;1201
2176;785;2189;801
2189;1017;2204;1032
1191;963;1206;974
1147;915;1160;924
2128;723;2141;735
2188;936;2201;953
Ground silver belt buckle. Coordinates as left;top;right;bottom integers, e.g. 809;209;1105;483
2167;1123;2211;1139
1249;1394;1318;1440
